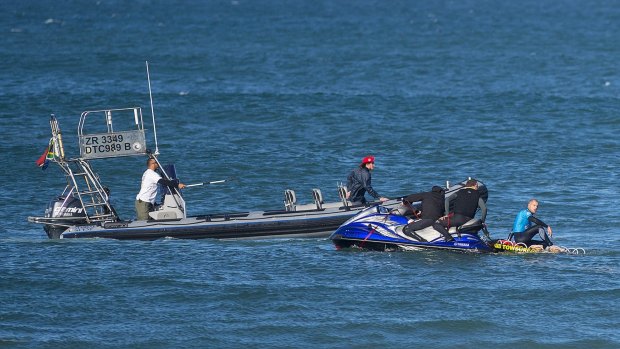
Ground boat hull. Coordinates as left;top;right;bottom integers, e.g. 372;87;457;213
62;213;348;240
55;202;402;240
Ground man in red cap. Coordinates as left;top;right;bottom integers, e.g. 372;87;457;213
345;155;389;205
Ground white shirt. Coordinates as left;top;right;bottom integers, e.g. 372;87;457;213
135;169;162;203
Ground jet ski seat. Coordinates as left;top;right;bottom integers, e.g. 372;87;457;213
395;225;444;242
412;226;444;242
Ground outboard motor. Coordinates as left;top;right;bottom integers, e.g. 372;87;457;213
43;195;87;239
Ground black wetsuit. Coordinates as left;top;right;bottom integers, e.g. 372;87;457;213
346;166;381;204
454;189;480;215
437;187;486;237
451;187;486;224
402;186;450;241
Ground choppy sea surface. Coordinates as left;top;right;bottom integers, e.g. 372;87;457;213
1;0;619;348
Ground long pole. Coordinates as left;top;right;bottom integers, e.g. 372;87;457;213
185;179;228;188
146;61;160;155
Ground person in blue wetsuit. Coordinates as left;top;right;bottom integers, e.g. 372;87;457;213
346;155;389;205
512;199;553;247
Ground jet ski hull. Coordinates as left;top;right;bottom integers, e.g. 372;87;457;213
331;225;494;253
329;205;495;253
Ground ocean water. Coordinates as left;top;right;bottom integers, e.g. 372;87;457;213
1;0;619;348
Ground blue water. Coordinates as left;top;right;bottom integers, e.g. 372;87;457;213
1;0;619;348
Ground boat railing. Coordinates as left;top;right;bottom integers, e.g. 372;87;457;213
62;158;119;223
68;107;150;223
39;109;148;226
51;107;184;224
284;187;354;211
77;107;147;160
284;189;321;211
337;184;352;207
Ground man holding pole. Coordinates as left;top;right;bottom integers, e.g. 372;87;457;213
135;158;186;220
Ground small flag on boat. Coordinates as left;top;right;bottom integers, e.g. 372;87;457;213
35;138;54;170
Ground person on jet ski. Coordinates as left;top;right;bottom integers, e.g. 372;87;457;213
401;186;453;241
511;199;553;247
436;179;487;237
346;155;389;205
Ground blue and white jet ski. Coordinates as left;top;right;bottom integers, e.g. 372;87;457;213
330;183;495;253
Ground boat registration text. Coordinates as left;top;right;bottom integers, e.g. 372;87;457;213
79;130;146;159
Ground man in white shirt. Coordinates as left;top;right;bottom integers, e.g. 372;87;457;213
135;158;185;220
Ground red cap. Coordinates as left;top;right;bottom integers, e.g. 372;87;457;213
361;155;375;164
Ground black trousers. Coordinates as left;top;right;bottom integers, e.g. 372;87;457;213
513;225;552;247
439;214;471;232
434;214;472;237
446;214;473;228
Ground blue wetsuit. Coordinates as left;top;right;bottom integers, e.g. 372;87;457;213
512;209;532;232
512;209;551;247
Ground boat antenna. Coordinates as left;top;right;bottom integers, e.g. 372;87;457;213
145;61;160;155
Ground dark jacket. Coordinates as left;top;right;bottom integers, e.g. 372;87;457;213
449;187;487;221
346;166;380;203
403;186;445;220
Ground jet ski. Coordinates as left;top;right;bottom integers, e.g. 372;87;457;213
330;199;586;255
330;180;495;253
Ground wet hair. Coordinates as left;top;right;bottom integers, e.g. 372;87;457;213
465;179;478;187
431;186;445;193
